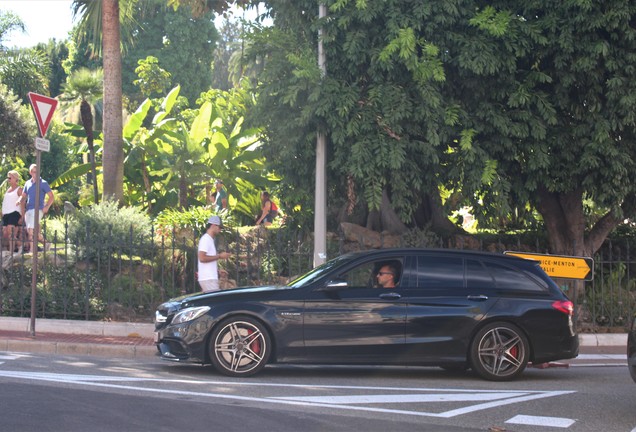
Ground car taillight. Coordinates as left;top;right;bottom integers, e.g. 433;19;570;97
552;300;574;315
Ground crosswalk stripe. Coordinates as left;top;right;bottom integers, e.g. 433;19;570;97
506;414;575;428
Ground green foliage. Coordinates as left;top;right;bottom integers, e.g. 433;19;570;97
67;200;152;260
251;0;636;257
133;56;172;98
34;39;70;98
0;83;35;156
0;10;25;48
155;206;238;235
123;82;275;214
400;226;442;248
232;189;264;226
2;264;105;320
0;49;51;104
122;1;218;105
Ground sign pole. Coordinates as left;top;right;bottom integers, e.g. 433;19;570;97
27;92;57;337
30;151;42;336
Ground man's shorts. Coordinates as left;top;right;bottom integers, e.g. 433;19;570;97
198;279;220;292
24;209;43;229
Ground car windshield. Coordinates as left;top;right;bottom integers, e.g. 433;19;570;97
288;254;355;288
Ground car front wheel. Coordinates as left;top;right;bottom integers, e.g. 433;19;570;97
469;322;529;381
209;316;271;377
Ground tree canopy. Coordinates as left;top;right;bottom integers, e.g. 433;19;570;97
247;0;636;256
123;0;219;105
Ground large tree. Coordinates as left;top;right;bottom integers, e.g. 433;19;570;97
72;0;138;203
247;1;461;233
248;0;636;257
441;1;636;258
122;0;218;105
101;0;125;202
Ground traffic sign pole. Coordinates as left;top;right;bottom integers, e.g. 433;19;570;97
27;92;57;337
30;153;42;336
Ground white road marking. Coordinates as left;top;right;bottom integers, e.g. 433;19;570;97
570;363;626;367
575;354;624;360
0;354;26;360
0;370;575;419
273;392;528;404
506;414;575;428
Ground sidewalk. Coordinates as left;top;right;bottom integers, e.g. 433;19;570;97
0;317;156;358
0;317;628;363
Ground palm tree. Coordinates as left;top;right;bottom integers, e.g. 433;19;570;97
71;0;136;203
70;0;239;203
101;0;125;202
59;67;104;204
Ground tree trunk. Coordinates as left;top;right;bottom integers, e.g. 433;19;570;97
413;193;458;234
535;186;621;257
365;189;408;234
80;100;99;204
535;186;623;307
379;189;408;233
178;175;188;209
102;0;124;203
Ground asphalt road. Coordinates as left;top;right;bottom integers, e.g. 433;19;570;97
0;351;634;432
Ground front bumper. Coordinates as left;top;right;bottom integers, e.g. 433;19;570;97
154;317;214;364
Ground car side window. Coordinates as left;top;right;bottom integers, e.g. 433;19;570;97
341;262;377;289
482;261;548;292
339;259;403;289
415;256;464;289
466;259;495;290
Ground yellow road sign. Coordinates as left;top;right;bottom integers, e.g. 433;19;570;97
504;251;594;281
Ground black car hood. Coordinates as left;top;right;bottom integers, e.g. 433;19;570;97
160;284;291;310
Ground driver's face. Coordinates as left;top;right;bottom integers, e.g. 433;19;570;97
376;266;394;287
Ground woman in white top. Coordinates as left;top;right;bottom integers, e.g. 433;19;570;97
2;170;22;253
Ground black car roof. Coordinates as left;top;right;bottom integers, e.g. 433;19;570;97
339;248;534;264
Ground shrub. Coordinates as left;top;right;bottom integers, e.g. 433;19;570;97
67;200;152;261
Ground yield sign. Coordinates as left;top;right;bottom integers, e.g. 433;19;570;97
28;92;58;137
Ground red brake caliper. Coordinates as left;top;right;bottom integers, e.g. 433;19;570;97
510;344;518;359
247;329;261;354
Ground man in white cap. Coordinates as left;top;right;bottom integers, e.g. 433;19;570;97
198;215;230;292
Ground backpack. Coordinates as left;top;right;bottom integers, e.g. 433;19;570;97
269;200;279;219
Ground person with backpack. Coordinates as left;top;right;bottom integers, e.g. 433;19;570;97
255;191;278;226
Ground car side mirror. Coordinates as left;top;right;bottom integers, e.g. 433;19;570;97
318;279;348;291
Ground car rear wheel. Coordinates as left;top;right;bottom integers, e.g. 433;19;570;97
469;322;529;381
209;316;271;377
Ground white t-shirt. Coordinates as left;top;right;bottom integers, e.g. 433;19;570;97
198;233;218;281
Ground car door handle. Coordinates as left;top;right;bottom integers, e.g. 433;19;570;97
467;295;489;301
379;293;401;300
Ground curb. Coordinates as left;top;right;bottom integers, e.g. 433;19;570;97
578;333;627;347
0;317;155;339
0;338;157;358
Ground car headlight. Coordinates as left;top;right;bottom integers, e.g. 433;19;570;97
172;306;211;325
155;310;167;323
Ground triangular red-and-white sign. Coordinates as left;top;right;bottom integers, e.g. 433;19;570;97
28;92;58;137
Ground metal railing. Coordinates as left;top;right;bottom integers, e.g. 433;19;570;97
0;224;634;331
